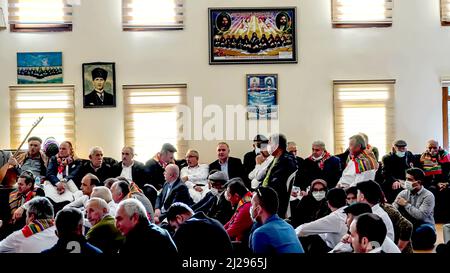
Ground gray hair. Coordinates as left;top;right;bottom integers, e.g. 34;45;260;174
122;146;135;156
117;198;147;221
312;140;326;149
27;197;54;219
427;139;439;147
89;146;103;156
86;197;109;213
186;149;199;159
165;164;180;178
287;141;297;147
91;186;112;203
350;134;366;150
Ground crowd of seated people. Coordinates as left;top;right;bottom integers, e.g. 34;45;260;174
0;132;450;255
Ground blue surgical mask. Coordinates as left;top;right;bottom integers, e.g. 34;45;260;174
396;151;406;157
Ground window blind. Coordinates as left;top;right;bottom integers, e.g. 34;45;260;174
333;80;395;156
122;0;184;30
332;0;393;27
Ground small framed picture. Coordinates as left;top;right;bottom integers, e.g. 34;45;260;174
82;62;116;108
246;74;278;120
17;52;63;84
209;7;297;64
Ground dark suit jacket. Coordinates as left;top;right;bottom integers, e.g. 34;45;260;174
84;90;114;107
191;191;234;225
74;161;115;187
209;157;246;187
144;158;165;190
243;150;257;177
113;160;147;188
155;178;193;220
46;156;82;186
265;151;298;218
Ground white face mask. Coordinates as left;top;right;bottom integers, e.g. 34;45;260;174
405;181;414;191
249;205;257;222
267;144;273;155
312;153;324;161
312;191;326;201
396;151;406;157
210;188;220;197
255;147;261;155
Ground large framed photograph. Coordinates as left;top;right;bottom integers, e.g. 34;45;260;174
82;62;116;108
247;74;278;120
209;7;297;64
17;52;63;84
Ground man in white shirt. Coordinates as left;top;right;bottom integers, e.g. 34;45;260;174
349;213;387;253
64;173;101;210
248;142;274;189
180;150;209;203
356;180;395;241
0;197;57;253
295;188;348;253
337;134;378;189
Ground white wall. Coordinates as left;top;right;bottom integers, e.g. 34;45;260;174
0;0;448;163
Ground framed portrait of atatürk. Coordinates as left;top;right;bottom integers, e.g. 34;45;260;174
82;62;116;108
246;74;278;120
209;7;297;64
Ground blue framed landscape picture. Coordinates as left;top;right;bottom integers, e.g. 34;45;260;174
17;52;63;84
247;74;278;120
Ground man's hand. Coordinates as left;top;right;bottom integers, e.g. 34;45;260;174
392;180;402;190
341;233;351;243
438;182;449;191
154;208;161;218
12;207;25;222
396;197;408;207
255;154;265;165
56;182;66;195
181;176;189;182
154;216;160;225
194;185;204;193
8;157;18;167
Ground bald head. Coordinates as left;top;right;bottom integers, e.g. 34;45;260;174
164;164;179;183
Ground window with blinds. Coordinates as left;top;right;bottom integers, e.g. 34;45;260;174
441;0;450;26
331;0;393;28
124;84;187;163
442;80;450;150
333;80;395;156
8;0;73;32
9;85;75;149
122;0;184;30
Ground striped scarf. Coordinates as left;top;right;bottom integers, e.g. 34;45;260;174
9;189;37;214
420;150;450;176
347;149;378;174
21;219;54;238
237;191;253;210
127;182;143;198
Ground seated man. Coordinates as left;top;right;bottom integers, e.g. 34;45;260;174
115;199;177;256
419;140;450;223
330;202;400;253
224;178;253;244
191;171;234;225
337;135;378;189
154;164;193;223
180;149;209;203
42;207;102;254
166;202;233;256
345;186;358;206
111;179;154;221
249;186;304;254
287;141;303;173
7;136;47;179
248;140;273;190
75;146;114;186
0;197;57;253
85;197;124;254
90;186;117;216
381;140;418;203
209;142;245;187
298;141;341;190
145;143;177;190
380;201;413;253
295;188;348;253
393;168;437;250
349;213;387;253
113;146;146;188
64;173;101;210
243;135;268;182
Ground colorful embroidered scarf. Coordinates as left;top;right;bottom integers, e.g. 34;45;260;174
127;182;143;198
21;219;54;238
420;149;450;176
9;189;37;214
237;191;253;210
346;149;378;174
309;152;331;170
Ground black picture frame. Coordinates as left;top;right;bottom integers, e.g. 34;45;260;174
82;62;116;108
209;7;297;65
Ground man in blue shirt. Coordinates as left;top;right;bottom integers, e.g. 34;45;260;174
249;186;304;254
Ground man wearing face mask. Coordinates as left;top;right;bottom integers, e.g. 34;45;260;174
248;140;273;189
419;140;450;223
295;188;348;253
289;179;331;228
243;135;268;182
298;141;341;191
394;168;436;250
381;140;418;203
249;186;304;254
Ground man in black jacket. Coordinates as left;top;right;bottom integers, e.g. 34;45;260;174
167;202;233;256
74;146;114;187
115;198;177;256
113;146;146;188
209;142;246;187
261;133;297;218
381;140;418;203
145;143;177;190
154;164;193;223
